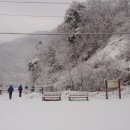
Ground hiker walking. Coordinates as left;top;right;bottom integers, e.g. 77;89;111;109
18;85;23;97
8;85;14;100
31;86;35;93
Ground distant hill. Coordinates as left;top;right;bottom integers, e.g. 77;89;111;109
0;31;48;86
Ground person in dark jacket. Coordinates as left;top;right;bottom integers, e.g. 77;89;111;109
18;85;23;97
25;86;28;90
8;85;14;100
31;86;35;93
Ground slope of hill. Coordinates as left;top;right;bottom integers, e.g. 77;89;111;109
29;1;130;91
54;32;130;91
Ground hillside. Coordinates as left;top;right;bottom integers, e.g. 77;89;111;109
29;0;130;91
0;0;130;91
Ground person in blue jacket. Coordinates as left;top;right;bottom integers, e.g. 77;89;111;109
18;85;23;97
8;85;14;100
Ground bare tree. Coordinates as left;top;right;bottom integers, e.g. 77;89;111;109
65;53;74;90
76;65;84;91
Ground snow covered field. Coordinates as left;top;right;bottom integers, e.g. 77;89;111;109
0;89;130;130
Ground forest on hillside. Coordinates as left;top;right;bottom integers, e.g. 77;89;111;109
29;0;130;91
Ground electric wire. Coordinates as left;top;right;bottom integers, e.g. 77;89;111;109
0;32;130;35
0;0;129;4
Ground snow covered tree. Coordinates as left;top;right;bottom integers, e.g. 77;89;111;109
65;1;86;32
117;0;129;15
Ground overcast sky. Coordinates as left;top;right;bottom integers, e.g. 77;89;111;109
0;0;85;42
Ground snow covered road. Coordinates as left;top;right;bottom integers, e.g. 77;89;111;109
0;92;130;130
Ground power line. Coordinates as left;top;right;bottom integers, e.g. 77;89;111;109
1;13;130;20
0;13;64;18
0;32;130;35
0;1;71;4
0;1;129;4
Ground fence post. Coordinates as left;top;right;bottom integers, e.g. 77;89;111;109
105;80;108;99
118;79;121;99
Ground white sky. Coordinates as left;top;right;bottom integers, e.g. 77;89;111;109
0;0;85;42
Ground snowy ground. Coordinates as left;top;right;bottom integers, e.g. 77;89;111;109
0;88;130;130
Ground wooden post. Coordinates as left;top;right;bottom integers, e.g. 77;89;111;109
118;79;121;99
105;80;108;99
